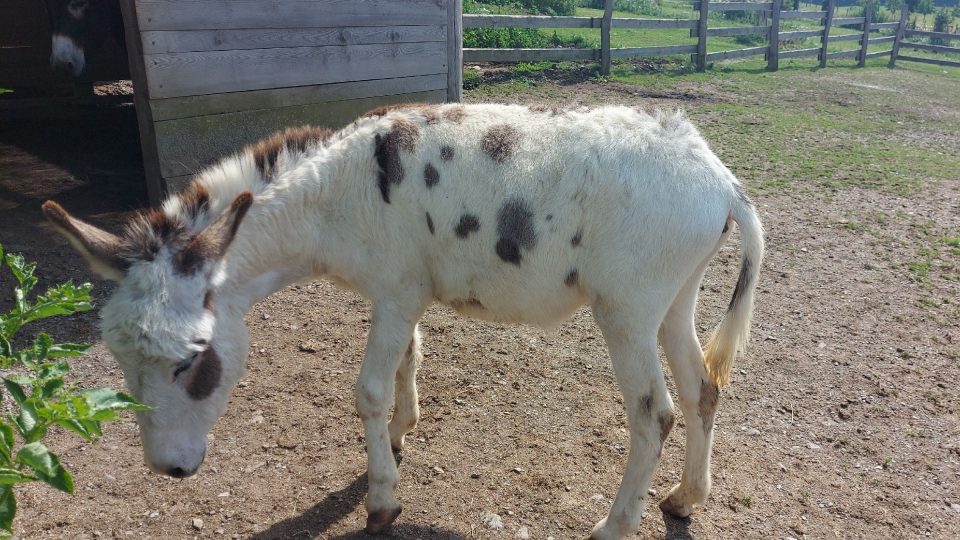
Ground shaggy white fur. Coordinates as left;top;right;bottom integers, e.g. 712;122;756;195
44;103;763;539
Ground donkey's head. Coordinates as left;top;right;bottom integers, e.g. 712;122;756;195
42;190;253;477
44;0;123;77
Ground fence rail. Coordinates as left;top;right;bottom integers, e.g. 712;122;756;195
464;1;960;72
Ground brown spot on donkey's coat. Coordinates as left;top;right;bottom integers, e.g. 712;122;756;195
249;126;333;180
481;124;521;163
364;103;439;124
454;214;480;238
186;347;223;400
374;118;421;203
698;379;720;435
424;163;440;188
440;145;455;161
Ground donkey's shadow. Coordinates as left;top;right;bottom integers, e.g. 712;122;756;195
249;467;696;539
249;458;467;540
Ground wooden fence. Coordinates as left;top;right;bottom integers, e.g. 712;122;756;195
463;1;960;73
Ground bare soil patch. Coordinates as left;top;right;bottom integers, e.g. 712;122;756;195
1;66;958;539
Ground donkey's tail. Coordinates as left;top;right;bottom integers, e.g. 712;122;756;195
703;184;764;388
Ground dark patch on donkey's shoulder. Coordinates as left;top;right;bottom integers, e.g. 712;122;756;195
481;124;520;163
424;163;440;188
425;212;435;235
494;198;537;265
454;214;480;238
440;145;455;161
187;347;222;400
373;119;420;203
564;269;579;287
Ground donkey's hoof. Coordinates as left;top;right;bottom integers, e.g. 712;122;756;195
587;518;618;540
659;495;693;519
365;505;402;534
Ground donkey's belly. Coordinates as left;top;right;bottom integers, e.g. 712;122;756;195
433;269;590;328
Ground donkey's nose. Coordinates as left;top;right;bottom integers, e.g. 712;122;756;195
167;465;198;478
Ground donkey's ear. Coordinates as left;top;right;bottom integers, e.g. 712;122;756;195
42;200;129;281
175;192;253;275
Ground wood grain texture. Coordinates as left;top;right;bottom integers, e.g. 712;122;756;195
889;5;909;67
144;42;447;99
142;25;446;54
614;18;697;29
895;54;960;68
779;10;825;19
779;30;823;40
696;0;710;71
901;42;960;54
820;0;835;67
778;47;820;59
447;0;463;102
154;89;446;178
906;30;960;41
832;17;865;25
120;0;165;205
149;74;447;121
828;33;862;43
858;0;873;66
136;0;447;31
704;25;768;37
709;2;772;11
768;0;782;70
705;46;767;61
610;45;698;57
825;49;860;59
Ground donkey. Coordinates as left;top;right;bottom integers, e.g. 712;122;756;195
43;104;763;539
44;0;124;77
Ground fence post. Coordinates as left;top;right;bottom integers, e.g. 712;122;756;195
858;0;873;67
889;3;909;67
768;0;782;71
820;0;835;68
448;0;463;102
600;0;614;75
696;0;709;72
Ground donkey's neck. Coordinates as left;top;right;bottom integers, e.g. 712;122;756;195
168;118;382;314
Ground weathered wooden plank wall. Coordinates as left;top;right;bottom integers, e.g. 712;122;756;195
125;0;461;202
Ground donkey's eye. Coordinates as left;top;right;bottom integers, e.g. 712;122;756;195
173;353;198;379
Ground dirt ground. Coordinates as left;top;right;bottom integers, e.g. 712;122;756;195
0;65;958;540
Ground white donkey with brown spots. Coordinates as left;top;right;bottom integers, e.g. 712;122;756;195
43;104;763;539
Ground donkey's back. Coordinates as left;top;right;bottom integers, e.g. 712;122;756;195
355;105;741;328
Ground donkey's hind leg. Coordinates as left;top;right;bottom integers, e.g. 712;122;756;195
389;325;422;452
589;297;675;540
657;271;719;517
657;234;727;517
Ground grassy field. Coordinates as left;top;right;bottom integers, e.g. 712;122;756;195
469;57;960;198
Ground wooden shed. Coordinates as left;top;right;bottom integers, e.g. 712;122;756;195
119;0;464;204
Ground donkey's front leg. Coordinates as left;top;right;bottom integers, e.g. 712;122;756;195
357;301;424;533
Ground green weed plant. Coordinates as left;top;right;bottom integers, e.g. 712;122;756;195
0;242;146;537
